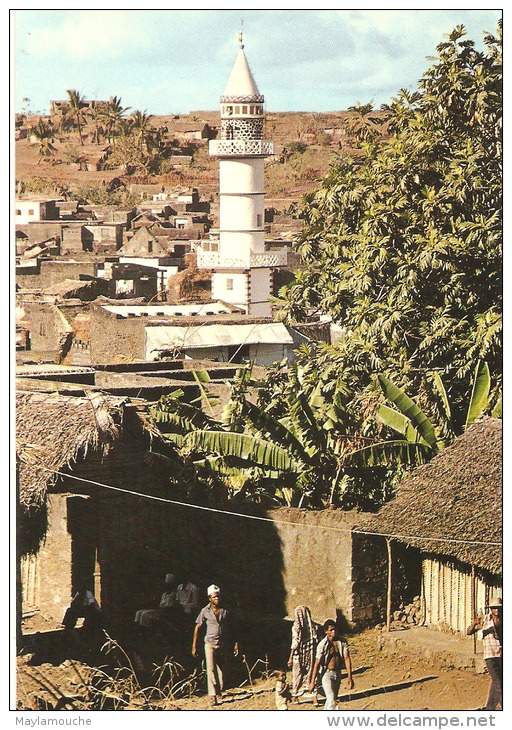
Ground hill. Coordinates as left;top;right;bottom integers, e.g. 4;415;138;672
15;108;384;209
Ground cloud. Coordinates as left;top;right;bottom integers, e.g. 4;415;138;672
13;8;501;114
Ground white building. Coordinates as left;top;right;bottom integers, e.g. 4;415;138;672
15;199;60;225
196;35;287;316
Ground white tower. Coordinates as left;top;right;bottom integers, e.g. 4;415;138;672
196;33;286;316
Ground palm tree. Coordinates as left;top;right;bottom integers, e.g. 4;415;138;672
30;118;57;164
129;110;153;152
89;102;107;145
65;89;87;145
101;96;131;145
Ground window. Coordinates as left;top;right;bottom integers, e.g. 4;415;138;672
242;106;248;114
28;209;35;216
16;209;21;216
226;278;234;291
234;106;240;114
256;214;263;227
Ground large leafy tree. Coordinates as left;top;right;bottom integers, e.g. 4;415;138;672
278;25;502;408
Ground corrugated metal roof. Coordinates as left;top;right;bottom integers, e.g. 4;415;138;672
146;322;294;353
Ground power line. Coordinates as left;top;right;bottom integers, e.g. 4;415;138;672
20;455;501;548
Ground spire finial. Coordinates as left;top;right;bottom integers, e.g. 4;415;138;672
238;19;244;49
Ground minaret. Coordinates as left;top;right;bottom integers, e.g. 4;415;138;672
196;32;286;316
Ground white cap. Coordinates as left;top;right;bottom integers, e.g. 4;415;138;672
208;584;220;597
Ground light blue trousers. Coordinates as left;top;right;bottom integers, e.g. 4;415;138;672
322;669;341;710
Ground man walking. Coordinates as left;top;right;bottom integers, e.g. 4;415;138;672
467;596;502;710
309;619;354;710
192;584;238;707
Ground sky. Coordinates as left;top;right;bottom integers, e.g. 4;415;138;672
12;7;502;116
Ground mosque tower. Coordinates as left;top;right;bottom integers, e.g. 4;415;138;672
196;32;287;316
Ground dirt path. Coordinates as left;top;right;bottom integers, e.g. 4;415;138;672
16;629;491;712
176;630;489;712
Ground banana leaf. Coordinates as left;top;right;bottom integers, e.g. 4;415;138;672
465;361;490;430
377;374;438;449
347;439;433;467
184;430;301;472
376;404;423;442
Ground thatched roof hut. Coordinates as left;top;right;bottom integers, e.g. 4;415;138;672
357;418;502;575
16;391;124;512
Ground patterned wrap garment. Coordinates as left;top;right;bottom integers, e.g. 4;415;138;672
290;605;318;695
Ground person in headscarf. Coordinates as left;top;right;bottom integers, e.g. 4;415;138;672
287;605;318;700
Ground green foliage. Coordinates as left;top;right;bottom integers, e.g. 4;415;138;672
288;140;308;154
277;24;502;411
374;360;498;458
65;89;87;145
30;118;57;163
150;362;404;510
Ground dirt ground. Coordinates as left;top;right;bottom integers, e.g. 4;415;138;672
16;627;493;712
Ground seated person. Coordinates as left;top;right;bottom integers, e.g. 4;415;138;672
63;583;103;631
176;578;201;618
134;573;178;628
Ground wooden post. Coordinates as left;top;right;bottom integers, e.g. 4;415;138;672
471;565;477;654
386;538;393;632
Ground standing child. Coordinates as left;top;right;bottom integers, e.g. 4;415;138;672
275;670;291;710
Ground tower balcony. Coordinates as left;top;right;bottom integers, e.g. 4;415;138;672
196;248;287;269
209;139;274;157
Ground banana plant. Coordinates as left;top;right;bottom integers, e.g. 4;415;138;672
180;362;378;508
151;363;371;508
351;361;499;468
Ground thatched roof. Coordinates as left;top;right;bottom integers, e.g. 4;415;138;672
16;391;124;511
357;418;502;575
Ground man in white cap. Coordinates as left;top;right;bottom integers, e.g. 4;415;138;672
192;584;238;707
467;595;502;710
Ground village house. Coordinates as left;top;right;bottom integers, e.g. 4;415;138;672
356;418;502;635
16;390;184;635
16;259;97;292
86;300;313;366
15;198;60;225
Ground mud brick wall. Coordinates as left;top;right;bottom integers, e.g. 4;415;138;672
16;260;96;291
17;301;72;356
89;305;147;364
265;508;359;626
30;494;73;624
